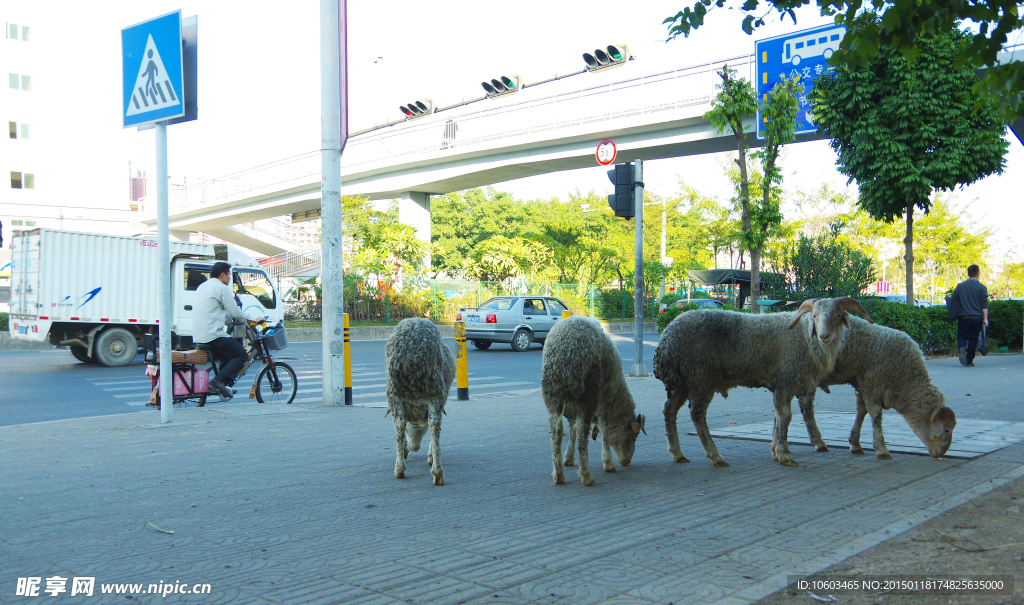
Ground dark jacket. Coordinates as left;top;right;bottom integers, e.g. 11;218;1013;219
950;278;988;318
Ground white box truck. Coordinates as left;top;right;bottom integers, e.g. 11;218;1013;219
8;229;284;366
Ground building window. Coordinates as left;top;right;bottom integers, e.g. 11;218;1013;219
8;122;15;139
8;23;17;40
21;26;29;42
21;75;30;90
24;173;34;189
21;123;28;139
11;220;35;227
11;172;22;188
8;73;18;89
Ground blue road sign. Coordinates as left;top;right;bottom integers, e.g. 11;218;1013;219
755;23;844;140
122;11;184;129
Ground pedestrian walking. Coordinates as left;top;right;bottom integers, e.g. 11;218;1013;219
948;264;988;367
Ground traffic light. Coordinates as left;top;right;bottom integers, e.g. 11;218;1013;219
481;75;521;98
583;44;631;73
399;99;435;119
607;162;635;218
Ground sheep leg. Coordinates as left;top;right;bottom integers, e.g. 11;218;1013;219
428;405;445;485
574;415;595;486
797;391;829;452
663;389;690;463
549;411;566;484
392;408;408;479
562;419;576;467
690;393;728;467
599;417;615;472
849;392;867;455
770;392;798;466
864;396;891;460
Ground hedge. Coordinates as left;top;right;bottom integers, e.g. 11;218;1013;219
654;299;1023;355
0;312;7;332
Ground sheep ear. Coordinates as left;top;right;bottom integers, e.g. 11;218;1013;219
636;413;647;436
591;424;599;441
821;385;831;394
838;297;873;324
788;299;818;329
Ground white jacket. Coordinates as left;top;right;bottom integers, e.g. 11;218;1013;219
193;278;246;343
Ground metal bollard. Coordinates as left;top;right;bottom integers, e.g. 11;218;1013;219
344;313;353;405
455;321;469;400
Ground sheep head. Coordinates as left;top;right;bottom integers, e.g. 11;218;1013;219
788;298;872;345
610;413;646;466
915;404;956;458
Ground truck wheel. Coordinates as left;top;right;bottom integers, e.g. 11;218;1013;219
473;340;492;350
510;329;532;352
94;328;138;367
70;345;92;364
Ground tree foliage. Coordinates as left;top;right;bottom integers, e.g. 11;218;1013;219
813;23;1009;303
766;222;876;301
662;0;1024;119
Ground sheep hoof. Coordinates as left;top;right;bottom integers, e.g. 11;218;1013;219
562;457;575;467
815;444;830;453
876;452;893;460
711;459;730;468
603;465;616;473
581;476;595;487
395;470;406;479
672;453;690;463
780;459;798;467
850;447;865;455
432;474;444;486
403;446;409;459
554;472;565;484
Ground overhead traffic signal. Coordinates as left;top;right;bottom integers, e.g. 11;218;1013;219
583;44;631;73
399;99;435;119
607;162;635;218
481;75;521;98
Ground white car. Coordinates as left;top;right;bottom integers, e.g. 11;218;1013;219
458;296;595;352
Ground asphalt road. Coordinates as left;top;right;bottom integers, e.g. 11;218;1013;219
0;332;662;426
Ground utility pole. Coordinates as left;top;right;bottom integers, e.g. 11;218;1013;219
320;0;348;405
630;160;647;377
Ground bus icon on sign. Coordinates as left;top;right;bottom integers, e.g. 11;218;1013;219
784;27;843;65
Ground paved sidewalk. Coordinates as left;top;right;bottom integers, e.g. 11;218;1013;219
2;355;1022;604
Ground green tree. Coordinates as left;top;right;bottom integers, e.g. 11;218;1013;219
996;261;1024;298
662;0;1024;120
813;23;1009;305
705;67;801;312
349;203;427;287
766;223;876;301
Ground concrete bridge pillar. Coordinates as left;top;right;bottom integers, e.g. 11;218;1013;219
399;191;431;268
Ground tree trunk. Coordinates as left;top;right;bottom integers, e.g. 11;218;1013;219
750;243;763;314
904;202;914;305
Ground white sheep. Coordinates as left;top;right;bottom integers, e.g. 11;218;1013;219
653;297;871;467
542;316;646;486
795;316;957;459
385;318;456;486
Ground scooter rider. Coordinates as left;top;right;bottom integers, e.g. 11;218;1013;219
194;262;256;400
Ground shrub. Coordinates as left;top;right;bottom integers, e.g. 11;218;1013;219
858;300;956;355
988;300;1023;349
0;312;8;332
660;293;682;305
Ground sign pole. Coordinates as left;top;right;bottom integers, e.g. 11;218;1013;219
630;160;647;377
156;121;173;423
320;0;347;405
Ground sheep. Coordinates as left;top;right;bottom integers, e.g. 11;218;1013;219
542;316;646;486
653;297;871;467
794;316;956;459
385;318;456;486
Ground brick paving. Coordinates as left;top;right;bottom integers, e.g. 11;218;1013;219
2;355;1022;604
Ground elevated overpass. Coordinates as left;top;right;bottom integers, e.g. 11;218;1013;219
148;47;1024;252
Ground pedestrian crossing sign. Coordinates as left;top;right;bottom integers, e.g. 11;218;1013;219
121;11;184;128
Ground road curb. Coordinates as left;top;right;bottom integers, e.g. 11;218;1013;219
284;321;656;343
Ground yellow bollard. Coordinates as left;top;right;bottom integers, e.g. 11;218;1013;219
344;313;353;406
455;321;469;400
561;310;573;319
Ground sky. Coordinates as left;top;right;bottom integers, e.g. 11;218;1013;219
18;0;1024;260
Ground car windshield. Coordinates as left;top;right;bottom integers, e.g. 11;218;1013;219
480;297;518;311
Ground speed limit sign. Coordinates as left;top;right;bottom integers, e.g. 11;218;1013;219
596;139;617;165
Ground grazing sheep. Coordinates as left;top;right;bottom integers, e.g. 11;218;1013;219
385;318;456;486
653;298;871;467
542;316;646;486
795;316;956;459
